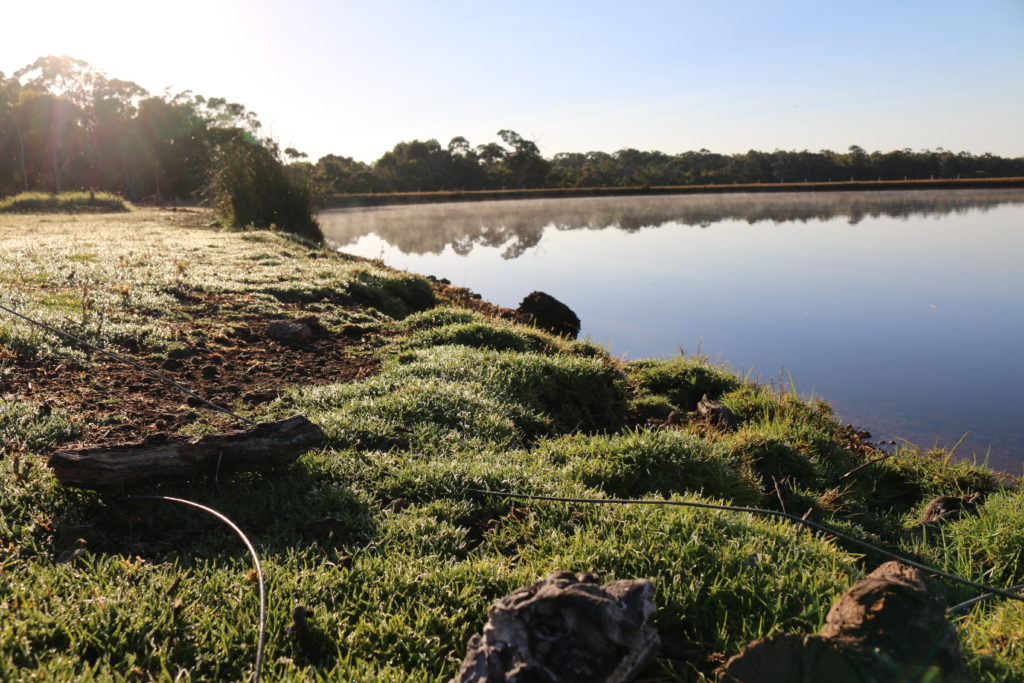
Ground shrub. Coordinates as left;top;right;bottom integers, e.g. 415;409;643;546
210;134;322;242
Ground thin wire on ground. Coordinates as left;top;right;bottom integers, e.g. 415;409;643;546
124;495;266;683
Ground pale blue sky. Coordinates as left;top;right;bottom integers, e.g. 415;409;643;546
5;0;1023;161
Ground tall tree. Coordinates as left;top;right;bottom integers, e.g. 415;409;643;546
497;129;549;188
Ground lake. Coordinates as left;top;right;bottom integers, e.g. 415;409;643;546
320;189;1024;472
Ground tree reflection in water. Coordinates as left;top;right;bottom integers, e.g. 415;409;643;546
320;189;1024;260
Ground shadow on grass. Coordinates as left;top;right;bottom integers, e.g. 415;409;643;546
49;460;379;562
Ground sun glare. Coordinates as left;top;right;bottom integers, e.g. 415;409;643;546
6;0;241;94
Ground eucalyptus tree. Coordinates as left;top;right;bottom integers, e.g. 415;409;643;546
497;129;549;189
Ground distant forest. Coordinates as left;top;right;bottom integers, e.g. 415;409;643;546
3;56;1023;202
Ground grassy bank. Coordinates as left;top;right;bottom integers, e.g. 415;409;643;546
1;209;1022;680
324;176;1024;208
0;191;132;213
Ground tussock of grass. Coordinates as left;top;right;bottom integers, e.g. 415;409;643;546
908;489;1024;590
627;355;741;411
398;306;609;358
533;428;762;503
387;346;626;433
345;266;437;319
402;306;483;330
961;599;1024;680
0;191;131;213
286;345;626;451
0;399;79;454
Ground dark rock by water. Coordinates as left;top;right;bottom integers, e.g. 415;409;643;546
517;291;581;339
453;571;659;683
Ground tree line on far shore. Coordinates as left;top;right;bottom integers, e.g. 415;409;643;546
2;55;1023;205
312;141;1024;195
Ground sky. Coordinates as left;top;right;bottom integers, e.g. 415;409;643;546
4;0;1023;163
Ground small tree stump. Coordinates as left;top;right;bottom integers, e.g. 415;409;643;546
48;415;325;489
453;571;659;682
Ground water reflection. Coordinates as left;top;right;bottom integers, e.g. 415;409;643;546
320;189;1024;260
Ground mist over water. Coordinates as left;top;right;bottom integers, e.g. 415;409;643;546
321;190;1024;471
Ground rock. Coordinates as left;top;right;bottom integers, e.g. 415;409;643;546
453;571;659;683
517;291;581;339
266;319;313;345
265;316;328;345
696;394;737;431
903;493;984;541
294;315;330;336
340;323;370;339
919;493;983;524
241;389;281;405
720;561;967;682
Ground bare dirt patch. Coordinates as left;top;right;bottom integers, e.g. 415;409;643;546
2;294;384;450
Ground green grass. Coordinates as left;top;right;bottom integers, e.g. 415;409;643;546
1;209;1021;680
0;191;131;213
397;306;608;357
284;344;626;452
626;355;741;411
0;209;435;358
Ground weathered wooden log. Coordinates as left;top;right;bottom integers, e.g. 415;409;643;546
720;561;967;682
453;571;659;683
47;415;325;489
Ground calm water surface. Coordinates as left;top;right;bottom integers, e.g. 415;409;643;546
320;190;1024;472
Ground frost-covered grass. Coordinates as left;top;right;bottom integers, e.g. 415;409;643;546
0;191;131;213
0;210;434;358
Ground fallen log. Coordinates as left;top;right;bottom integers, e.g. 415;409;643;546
48;415;325;489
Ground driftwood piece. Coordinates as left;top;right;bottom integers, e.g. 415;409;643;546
720;561;967;682
453;571;659;683
48;415;325;489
